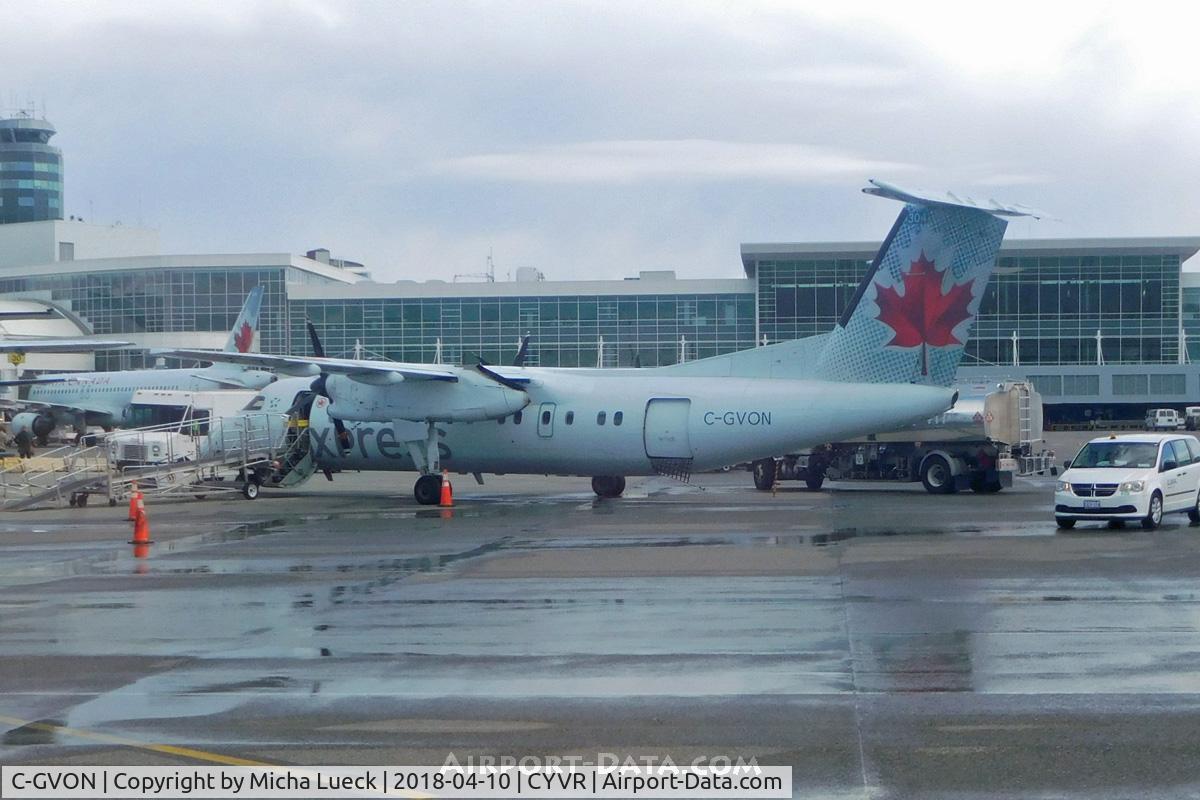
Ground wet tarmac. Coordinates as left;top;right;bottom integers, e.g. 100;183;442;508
3;469;1200;798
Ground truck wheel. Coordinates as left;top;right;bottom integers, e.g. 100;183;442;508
971;477;1003;493
805;474;825;491
920;455;956;494
752;459;776;491
1141;491;1163;530
1055;517;1076;529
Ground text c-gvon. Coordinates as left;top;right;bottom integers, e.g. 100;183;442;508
702;410;772;426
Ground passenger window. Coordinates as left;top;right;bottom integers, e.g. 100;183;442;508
565;411;574;425
613;411;623;426
1187;438;1200;464
1172;439;1191;466
541;410;551;425
513;411;523;424
597;411;606;425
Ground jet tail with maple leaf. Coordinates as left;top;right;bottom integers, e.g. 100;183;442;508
660;180;1040;388
219;285;265;357
812;180;1040;387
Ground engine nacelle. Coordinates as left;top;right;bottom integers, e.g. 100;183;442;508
324;371;528;423
11;411;56;441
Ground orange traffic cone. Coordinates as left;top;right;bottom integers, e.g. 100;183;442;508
439;470;454;507
127;482;141;520
129;496;153;555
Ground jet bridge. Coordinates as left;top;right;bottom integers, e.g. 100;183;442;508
0;410;315;510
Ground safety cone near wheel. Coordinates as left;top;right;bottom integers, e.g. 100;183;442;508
127;481;141;521
439;469;454;507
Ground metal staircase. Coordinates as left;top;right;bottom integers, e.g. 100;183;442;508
0;411;309;510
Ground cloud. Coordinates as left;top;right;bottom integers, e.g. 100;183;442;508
426;139;916;184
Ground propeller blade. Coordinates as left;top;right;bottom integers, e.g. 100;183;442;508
333;417;352;453
512;333;531;366
306;320;326;358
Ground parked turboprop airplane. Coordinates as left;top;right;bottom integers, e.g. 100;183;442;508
6;287;275;443
163;181;1038;503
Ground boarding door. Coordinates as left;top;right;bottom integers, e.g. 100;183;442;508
537;402;556;438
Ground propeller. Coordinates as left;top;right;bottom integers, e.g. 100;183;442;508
305;320;351;454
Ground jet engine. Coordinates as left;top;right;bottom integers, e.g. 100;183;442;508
11;411;57;444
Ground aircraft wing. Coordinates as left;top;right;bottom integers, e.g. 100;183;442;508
0;338;131;353
0;310;57;321
157;348;460;382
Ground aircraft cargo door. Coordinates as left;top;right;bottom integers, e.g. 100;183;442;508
644;398;693;481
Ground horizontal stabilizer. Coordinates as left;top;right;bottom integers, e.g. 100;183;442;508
863;179;1048;219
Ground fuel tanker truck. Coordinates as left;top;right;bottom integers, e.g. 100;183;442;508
752;381;1050;494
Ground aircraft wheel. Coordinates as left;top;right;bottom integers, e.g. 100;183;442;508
242;479;260;500
752;459;776;491
920;455;956;494
414;474;442;505
591;476;625;498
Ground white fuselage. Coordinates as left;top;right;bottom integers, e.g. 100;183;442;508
262;370;956;477
28;367;276;428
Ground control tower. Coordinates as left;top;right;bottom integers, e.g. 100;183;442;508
0;113;63;224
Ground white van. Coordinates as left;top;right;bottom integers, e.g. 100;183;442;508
1055;433;1200;529
1145;408;1184;431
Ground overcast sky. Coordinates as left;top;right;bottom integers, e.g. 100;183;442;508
5;1;1199;280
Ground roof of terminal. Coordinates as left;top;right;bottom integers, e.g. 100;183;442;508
740;237;1200;278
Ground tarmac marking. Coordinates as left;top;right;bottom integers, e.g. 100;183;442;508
0;714;270;766
0;714;432;797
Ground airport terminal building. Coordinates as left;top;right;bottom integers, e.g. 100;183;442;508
0;217;1197;422
1;114;1199;421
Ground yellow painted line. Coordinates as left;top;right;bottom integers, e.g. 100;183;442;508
0;714;433;798
0;714;269;766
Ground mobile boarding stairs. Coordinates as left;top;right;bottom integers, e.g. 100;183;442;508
0;411;315;511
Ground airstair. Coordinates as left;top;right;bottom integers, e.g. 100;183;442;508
0;411;315;511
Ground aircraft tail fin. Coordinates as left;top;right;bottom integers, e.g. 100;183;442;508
812;180;1039;387
221;286;265;355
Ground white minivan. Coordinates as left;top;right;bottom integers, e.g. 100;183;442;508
1055;434;1200;529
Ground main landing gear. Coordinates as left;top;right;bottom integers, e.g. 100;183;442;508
398;420;446;505
591;476;626;498
414;474;442;505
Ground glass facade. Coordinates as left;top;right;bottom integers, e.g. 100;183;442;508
0;119;63;224
751;247;1187;367
0;266;297;370
289;292;757;368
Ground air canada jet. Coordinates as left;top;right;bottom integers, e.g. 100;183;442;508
163;181;1039;503
7;287;275;443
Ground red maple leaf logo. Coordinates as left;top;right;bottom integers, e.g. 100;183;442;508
233;321;254;353
874;251;974;374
